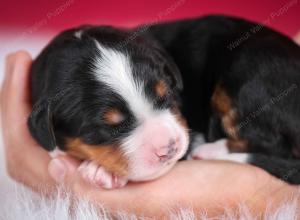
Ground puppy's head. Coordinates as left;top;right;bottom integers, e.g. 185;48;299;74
28;26;189;181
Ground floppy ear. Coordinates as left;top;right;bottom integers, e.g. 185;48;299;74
163;56;183;91
28;100;56;151
151;45;183;91
141;35;183;91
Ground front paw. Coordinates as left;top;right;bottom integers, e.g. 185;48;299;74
78;161;128;189
188;139;229;160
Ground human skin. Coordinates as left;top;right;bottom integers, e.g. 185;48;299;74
1;51;299;218
295;31;300;44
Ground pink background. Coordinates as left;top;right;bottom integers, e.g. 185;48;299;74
0;0;299;83
1;0;300;37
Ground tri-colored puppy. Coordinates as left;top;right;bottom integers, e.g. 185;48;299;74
28;25;189;189
28;15;300;188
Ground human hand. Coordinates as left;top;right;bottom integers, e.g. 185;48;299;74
1;51;58;192
48;156;298;217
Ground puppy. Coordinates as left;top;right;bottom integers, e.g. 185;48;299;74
29;15;300;187
28;26;189;189
146;15;300;184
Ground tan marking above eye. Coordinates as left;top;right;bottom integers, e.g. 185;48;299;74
154;80;168;98
103;108;124;125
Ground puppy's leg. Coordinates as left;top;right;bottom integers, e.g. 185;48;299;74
188;139;229;160
184;132;206;158
188;139;249;163
190;140;300;184
78;161;128;189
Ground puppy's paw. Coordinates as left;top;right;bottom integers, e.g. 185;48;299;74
188;139;229;160
78;161;128;189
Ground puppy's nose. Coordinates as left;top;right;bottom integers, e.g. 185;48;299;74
155;139;178;162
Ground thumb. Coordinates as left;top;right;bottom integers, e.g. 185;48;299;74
48;155;81;184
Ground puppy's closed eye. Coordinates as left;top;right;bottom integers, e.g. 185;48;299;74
103;108;125;125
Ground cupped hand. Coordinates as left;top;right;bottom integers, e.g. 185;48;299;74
1;51;57;191
1;51;298;218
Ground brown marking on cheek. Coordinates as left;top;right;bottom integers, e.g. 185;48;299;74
211;84;238;139
66;138;128;176
155;80;168;98
103;108;124;125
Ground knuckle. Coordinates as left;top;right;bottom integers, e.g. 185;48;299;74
5;50;31;71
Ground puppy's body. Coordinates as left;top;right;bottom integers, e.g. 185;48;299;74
29;15;300;186
146;15;300;183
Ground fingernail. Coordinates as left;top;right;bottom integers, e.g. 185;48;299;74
48;158;67;183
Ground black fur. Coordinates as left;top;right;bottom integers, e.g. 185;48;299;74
28;26;182;151
28;15;300;184
146;15;300;183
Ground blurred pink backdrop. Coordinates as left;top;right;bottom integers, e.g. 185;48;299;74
1;0;300;37
0;0;299;83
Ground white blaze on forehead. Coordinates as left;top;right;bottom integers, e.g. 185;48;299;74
91;40;189;181
93;40;153;119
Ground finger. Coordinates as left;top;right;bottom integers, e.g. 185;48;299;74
48;155;108;199
295;31;300;45
48;155;82;185
1;51;32;141
5;50;32;104
48;156;124;198
1;51;35;148
2;51;32;124
1;51;56;192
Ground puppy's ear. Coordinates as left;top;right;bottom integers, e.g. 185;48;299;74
28;100;56;151
163;57;183;91
151;45;183;91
